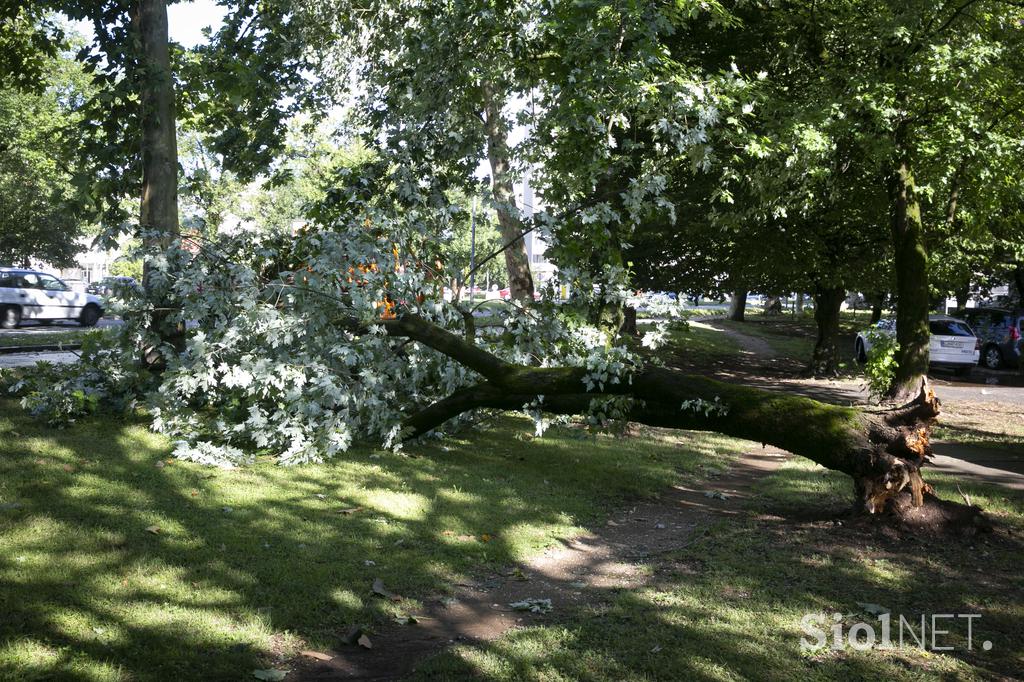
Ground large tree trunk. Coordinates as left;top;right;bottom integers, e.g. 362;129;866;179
809;285;845;377
136;0;183;362
481;82;534;304
727;290;747;321
887;140;930;400
369;313;954;517
795;292;804;314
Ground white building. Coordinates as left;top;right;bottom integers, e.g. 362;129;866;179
519;173;558;286
32;236;125;285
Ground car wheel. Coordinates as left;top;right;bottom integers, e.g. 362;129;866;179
982;345;1003;370
78;304;101;327
855;339;867;364
0;305;21;329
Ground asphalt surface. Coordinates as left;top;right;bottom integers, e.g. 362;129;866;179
0;318;122;335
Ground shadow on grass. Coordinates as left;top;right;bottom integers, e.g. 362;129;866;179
0;402;737;681
414;460;1024;681
3;399;1022;681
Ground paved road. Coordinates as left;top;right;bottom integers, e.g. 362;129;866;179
0;318;122;337
929;443;1024;491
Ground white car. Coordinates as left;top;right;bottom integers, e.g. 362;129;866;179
0;268;105;329
855;314;980;376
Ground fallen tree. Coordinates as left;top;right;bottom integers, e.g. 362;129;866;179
376;313;974;523
15;225;986;531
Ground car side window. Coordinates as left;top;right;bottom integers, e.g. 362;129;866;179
0;274;11;288
17;274;40;288
38;275;67;291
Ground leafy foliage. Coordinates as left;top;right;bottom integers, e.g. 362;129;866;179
863;329;900;402
0;44;91;265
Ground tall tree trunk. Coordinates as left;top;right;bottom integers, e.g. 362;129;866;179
868;292;885;325
727;290;747;321
795;292;804;314
136;0;182;362
954;286;969;314
809;285;845;377
887;140;930;400
481;82;534;304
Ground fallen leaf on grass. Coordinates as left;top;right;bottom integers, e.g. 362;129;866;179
336;507;363;515
145;525;161;535
252;670;287;681
299;650;332;661
394;615;419;625
154;461;166;469
357;634;373;649
371;578;402;601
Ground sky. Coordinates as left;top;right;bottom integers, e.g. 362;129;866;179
70;0;227;48
167;0;227;47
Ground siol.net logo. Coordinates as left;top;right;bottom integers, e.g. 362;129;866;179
800;612;992;652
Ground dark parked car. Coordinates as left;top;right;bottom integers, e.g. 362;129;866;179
86;276;140;298
961;307;1023;369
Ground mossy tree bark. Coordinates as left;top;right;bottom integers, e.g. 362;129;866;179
369;313;947;516
887;136;931;400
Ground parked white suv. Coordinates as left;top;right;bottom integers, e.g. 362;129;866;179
855;314;980;376
0;268;104;329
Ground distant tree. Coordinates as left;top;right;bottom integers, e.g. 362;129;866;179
0;44;89;266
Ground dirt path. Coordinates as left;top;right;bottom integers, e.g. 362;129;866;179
690;318;777;359
289;449;788;681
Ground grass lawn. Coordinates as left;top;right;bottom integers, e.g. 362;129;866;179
3;384;1020;681
0;401;743;681
638;321;743;368
712;311;874;372
933;400;1024;453
418;459;1024;681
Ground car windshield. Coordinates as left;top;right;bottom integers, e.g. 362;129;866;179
929;319;974;337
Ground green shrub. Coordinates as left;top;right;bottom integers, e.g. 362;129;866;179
863;329;899;401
